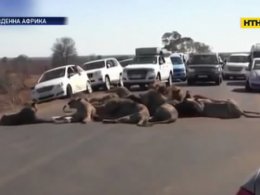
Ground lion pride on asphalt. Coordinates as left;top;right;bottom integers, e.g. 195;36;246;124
2;82;260;127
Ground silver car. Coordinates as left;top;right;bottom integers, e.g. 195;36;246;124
237;169;260;195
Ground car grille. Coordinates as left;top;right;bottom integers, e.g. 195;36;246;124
127;69;148;80
227;66;243;72
37;86;54;93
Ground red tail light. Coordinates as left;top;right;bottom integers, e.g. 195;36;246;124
237;187;254;195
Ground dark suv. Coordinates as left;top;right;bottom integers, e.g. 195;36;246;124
186;53;223;85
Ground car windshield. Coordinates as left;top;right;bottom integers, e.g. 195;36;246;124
133;56;157;64
83;61;105;70
188;54;218;65
253;51;260;58
171;56;183;65
253;60;260;70
228;55;249;63
38;68;66;83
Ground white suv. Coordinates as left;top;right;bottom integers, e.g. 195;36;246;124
222;53;250;79
31;65;92;102
122;47;173;89
82;58;123;90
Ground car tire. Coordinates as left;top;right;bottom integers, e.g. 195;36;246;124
245;80;252;91
119;74;124;87
86;81;93;94
156;74;161;81
166;72;173;86
187;78;194;86
104;76;111;90
66;85;73;98
215;76;222;85
223;74;229;80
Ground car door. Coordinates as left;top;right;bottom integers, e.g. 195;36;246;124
106;60;116;82
159;56;169;80
67;67;81;93
72;65;86;91
110;59;121;82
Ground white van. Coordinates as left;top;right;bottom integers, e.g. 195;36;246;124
170;53;187;81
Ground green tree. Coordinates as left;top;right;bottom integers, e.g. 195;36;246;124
51;37;78;67
162;31;211;53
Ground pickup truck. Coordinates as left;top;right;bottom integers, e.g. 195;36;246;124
122;47;173;89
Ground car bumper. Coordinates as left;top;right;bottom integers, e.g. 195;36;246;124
123;79;156;85
223;70;247;77
32;89;66;102
173;72;186;80
188;72;221;81
249;79;260;89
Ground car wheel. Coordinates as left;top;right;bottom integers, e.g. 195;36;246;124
86;81;93;94
223;74;229;80
66;85;73;98
187;78;194;86
119;74;124;87
156;74;161;81
166;72;173;86
215;77;222;85
104;76;111;90
245;80;252;91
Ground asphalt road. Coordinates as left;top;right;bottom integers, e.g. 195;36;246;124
1;80;260;195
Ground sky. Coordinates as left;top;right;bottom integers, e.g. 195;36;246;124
0;0;260;57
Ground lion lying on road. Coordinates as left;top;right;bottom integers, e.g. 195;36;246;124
0;102;52;126
52;97;97;123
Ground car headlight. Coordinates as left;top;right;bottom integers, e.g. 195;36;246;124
147;69;156;76
251;72;257;78
55;83;63;88
94;71;101;77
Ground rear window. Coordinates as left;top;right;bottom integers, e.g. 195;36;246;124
83;61;105;70
188;55;218;65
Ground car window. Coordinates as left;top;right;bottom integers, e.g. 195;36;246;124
67;67;76;75
188;54;219;65
253;60;260;70
38;68;66;83
228;55;249;63
83;61;105;70
133;56;157;64
106;60;114;68
171;56;183;65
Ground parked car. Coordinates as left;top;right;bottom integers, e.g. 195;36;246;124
170;53;187;81
186;53;223;85
245;58;260;91
122;47;173;89
222;53;250;79
236;168;260;195
249;43;260;70
31;65;92;102
82;58;123;90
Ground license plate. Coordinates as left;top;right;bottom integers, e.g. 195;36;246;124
198;75;208;78
130;74;142;79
